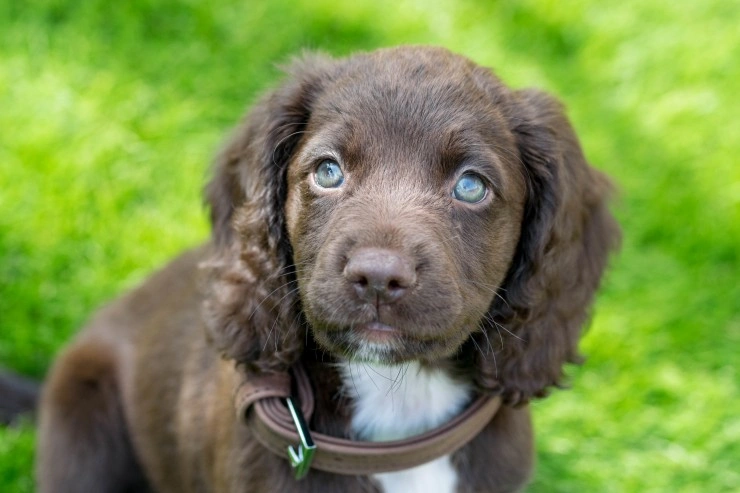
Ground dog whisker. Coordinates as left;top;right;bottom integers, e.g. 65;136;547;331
465;279;511;310
260;285;301;351
478;328;498;379
469;336;485;358
248;278;297;322
492;318;524;342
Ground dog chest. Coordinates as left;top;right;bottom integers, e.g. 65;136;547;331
340;361;472;493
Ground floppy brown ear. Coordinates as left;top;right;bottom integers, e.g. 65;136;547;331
476;89;620;405
202;53;336;374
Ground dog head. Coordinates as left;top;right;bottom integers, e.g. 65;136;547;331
204;46;619;405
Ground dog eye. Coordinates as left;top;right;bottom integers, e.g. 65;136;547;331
453;173;487;203
314;159;345;188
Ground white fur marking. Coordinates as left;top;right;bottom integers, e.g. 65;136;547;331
340;361;472;493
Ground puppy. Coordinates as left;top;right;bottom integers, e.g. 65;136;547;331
37;46;620;493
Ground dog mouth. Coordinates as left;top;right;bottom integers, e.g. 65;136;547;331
313;321;461;364
355;321;399;339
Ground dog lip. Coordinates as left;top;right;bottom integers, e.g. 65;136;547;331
350;321;401;347
360;321;398;333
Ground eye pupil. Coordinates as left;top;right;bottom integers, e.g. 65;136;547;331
453;173;486;203
315;160;344;188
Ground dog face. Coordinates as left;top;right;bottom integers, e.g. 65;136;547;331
204;46;619;404
283;52;528;364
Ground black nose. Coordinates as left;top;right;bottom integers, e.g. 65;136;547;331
343;248;416;304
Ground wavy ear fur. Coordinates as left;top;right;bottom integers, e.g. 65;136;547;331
203;53;336;374
477;89;620;405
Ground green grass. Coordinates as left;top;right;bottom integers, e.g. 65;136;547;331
1;1;738;491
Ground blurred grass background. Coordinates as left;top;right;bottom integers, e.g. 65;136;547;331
1;0;738;491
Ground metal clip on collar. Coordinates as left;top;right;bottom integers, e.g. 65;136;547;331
285;396;316;479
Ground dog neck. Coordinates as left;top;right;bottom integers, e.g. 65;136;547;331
339;360;472;493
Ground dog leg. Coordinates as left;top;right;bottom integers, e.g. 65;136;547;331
37;340;150;493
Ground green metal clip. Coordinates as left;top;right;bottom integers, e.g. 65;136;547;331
286;396;316;480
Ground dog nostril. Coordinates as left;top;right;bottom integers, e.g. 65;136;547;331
344;248;416;304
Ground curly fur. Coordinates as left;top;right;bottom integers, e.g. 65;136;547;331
202;55;336;373
472;89;620;405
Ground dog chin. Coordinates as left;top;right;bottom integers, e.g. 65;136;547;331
313;328;405;364
346;341;399;364
313;325;460;365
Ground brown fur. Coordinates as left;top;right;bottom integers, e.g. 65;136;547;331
37;46;619;492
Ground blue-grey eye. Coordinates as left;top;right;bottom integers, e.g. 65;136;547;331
314;159;344;188
453;173;487;203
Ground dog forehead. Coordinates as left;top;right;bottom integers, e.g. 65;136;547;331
314;60;489;129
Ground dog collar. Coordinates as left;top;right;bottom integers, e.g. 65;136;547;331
234;363;502;479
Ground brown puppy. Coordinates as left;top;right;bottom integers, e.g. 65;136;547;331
37;46;619;493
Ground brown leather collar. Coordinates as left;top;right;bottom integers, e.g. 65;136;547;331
234;364;502;479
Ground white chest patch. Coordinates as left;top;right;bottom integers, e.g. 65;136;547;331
339;361;472;493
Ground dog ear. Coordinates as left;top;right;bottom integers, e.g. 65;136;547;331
476;89;620;405
202;53;336;374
